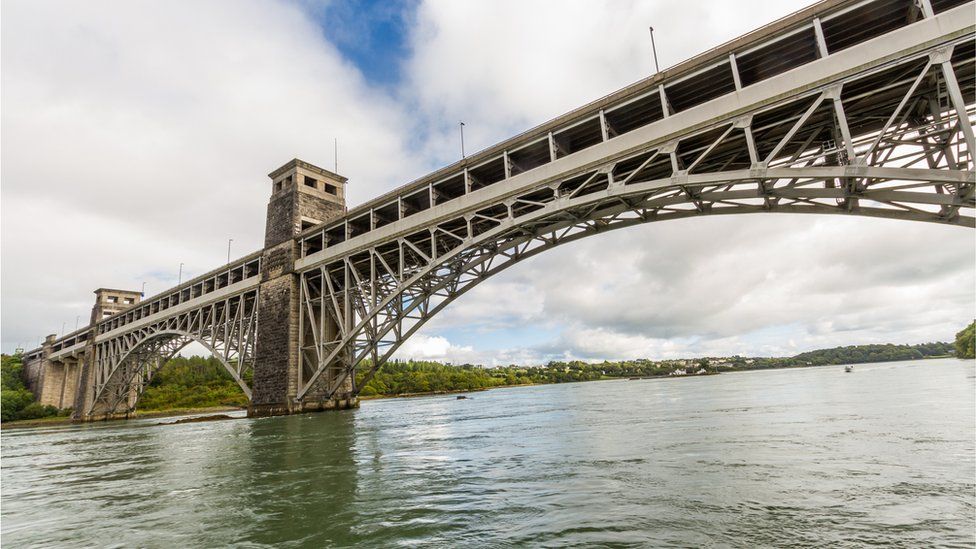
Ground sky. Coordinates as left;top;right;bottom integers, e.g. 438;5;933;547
2;0;973;365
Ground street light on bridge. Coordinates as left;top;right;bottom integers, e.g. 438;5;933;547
649;26;660;74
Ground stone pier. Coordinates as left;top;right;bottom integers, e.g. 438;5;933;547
249;159;358;417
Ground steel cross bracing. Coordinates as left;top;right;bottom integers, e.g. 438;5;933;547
86;289;258;416
294;35;976;402
19;0;976;417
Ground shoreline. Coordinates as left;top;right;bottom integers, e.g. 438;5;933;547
5;357;968;430
358;384;529;401
1;405;245;430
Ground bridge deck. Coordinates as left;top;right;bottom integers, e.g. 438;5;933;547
24;0;975;360
295;0;974;271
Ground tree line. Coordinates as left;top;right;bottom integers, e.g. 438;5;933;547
1;325;972;422
0;355;66;422
956;321;975;359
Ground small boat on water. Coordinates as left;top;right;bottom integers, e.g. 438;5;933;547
844;365;854;373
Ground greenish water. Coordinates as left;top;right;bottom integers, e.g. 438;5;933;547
2;359;974;547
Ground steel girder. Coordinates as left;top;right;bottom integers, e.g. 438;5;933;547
85;289;258;417
294;40;975;403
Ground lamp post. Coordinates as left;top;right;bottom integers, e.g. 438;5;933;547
649;26;660;74
459;121;466;159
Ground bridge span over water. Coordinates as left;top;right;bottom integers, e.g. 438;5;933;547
22;0;975;420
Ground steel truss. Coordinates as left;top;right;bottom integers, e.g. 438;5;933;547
87;289;258;416
296;41;975;403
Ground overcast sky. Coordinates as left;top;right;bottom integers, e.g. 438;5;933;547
2;0;973;364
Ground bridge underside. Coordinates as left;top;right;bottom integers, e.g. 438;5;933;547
84;290;258;419
21;0;975;421
294;38;975;404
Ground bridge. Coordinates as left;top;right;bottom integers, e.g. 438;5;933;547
21;0;975;420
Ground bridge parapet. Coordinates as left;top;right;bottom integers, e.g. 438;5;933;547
18;0;975;421
94;254;262;339
295;0;974;265
287;0;975;404
23;253;265;362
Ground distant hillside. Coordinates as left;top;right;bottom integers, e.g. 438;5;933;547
791;342;954;366
0;333;965;422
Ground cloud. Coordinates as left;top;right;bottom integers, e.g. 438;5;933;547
404;0;816;164
1;0;424;348
2;0;972;365
407;214;974;364
393;0;974;363
394;334;476;364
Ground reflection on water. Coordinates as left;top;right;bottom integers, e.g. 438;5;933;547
2;359;974;547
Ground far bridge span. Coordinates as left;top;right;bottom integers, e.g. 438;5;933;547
22;0;975;420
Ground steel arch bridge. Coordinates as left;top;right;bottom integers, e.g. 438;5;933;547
21;0;976;420
86;289;259;416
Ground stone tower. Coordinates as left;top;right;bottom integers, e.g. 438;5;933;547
90;288;142;324
250;159;355;416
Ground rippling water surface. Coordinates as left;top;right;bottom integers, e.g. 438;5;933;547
2;358;974;547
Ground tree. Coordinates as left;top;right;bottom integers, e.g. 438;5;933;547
1;353;60;422
1;387;34;422
955;321;975;359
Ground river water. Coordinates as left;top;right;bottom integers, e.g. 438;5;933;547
2;358;973;548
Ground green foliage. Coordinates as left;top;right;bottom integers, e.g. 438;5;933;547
138;355;248;411
792;343;926;365
355;341;958;398
3;334;963;420
357;360;526;396
1;388;35;422
1;354;28;392
1;354;60;422
16;402;60;420
955;321;975;359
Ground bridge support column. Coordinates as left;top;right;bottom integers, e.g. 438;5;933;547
28;334;59;406
71;340;97;420
249;159;359;418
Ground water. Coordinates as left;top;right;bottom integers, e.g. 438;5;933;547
2;359;974;548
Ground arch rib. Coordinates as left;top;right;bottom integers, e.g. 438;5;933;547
297;164;974;401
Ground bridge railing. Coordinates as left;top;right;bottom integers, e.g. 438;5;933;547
24;252;264;361
295;0;972;263
94;252;262;338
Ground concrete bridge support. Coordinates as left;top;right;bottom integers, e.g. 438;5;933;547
249;159;359;417
25;334;84;410
19;0;975;422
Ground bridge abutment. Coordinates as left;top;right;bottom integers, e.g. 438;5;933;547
249;159;358;418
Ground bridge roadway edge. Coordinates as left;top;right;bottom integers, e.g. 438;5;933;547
14;0;975;422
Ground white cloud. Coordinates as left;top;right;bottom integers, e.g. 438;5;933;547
424;279;547;333
408;214;974;363
1;0;424;348
405;0;816;164
393;334;476;364
396;0;972;361
2;0;972;365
